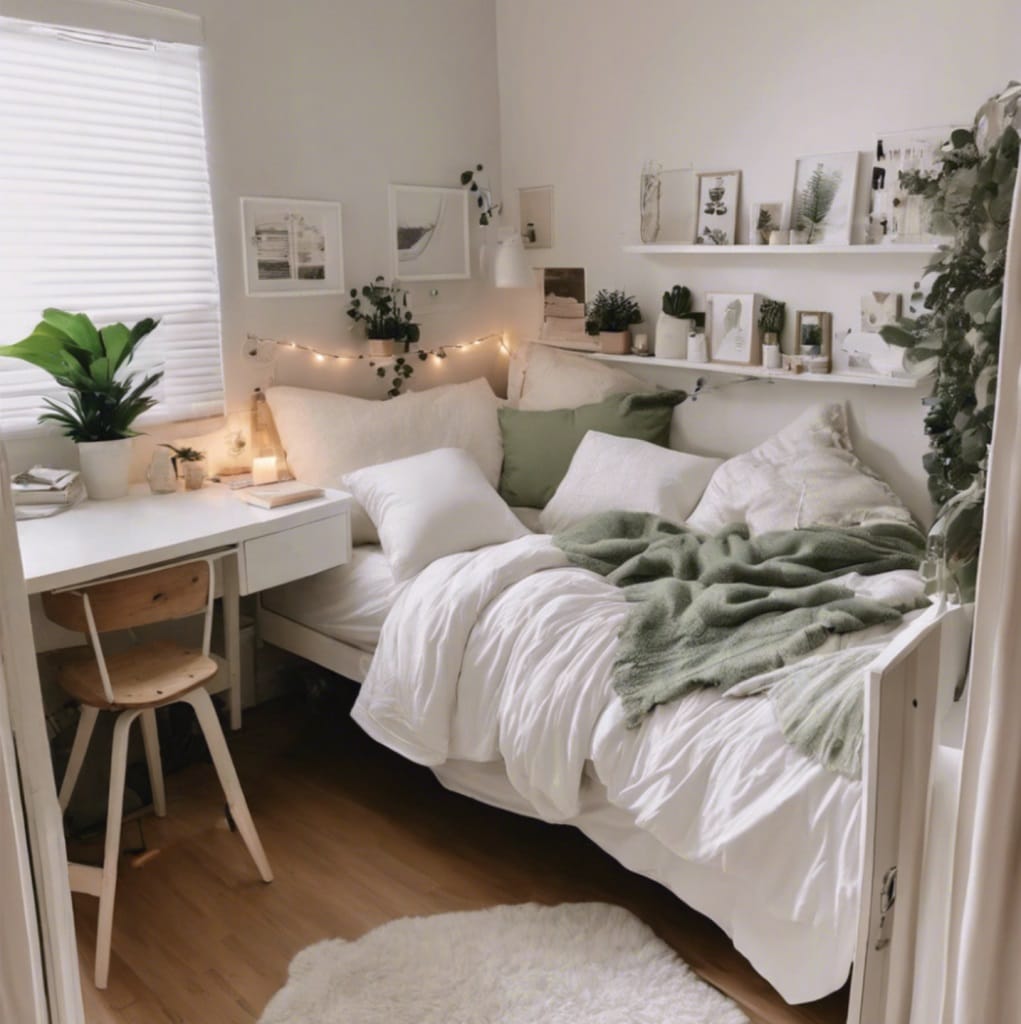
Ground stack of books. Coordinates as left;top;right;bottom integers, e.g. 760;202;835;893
11;467;86;519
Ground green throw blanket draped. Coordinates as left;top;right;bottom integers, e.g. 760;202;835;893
554;512;928;738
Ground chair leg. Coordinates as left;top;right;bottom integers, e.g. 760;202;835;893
59;706;99;813
139;709;166;818
94;710;139;990
182;688;273;883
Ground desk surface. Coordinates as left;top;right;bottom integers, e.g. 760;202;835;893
17;483;351;594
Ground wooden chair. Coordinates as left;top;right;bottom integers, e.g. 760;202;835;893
42;556;273;989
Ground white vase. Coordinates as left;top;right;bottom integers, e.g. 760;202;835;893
762;344;782;369
78;438;133;500
655;312;691;359
687;334;708;362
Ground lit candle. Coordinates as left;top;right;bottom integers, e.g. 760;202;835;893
252;455;278;485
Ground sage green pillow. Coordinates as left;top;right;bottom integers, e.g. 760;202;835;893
498;391;686;508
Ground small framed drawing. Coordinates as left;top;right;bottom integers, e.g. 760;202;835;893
240;197;344;297
749;201;787;245
796;311;833;371
388;185;470;281
790;152;859;245
695;170;741;245
707;292;761;365
519;185;554;248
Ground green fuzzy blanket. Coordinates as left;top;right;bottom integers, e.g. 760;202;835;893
554;512;928;740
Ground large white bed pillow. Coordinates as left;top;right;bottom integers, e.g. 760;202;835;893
343;448;528;581
517;343;655;410
266;378;502;544
686;403;915;535
539;432;722;533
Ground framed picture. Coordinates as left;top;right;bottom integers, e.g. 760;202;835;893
240;197;344;297
790;152;859;245
749;201;787;245
640;164;695;243
707;292;761;365
540;267;587;341
388;185;470;281
695;170;741;245
519;185;554;249
795;311;833;368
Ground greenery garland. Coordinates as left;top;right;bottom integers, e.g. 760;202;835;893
881;83;1020;599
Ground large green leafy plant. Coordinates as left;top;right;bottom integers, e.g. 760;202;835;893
346;277;420;347
0;309;161;442
880;83;1020;598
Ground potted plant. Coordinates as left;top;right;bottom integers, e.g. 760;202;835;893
758;299;786;368
585;290;642;354
656;285;694;359
162;444;206;490
0;309;161;499
346;277;421;357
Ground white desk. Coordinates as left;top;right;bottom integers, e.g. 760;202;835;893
17;483;352;728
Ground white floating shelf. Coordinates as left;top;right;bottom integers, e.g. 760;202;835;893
622;243;940;256
590;352;922;389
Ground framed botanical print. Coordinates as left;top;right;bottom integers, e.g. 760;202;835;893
695;170;741;245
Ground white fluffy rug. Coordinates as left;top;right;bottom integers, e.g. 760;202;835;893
259;902;749;1023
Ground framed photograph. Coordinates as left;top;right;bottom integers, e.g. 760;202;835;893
240;197;344;297
695;170;741;245
519;185;554;249
540;267;587;341
749;201;787;245
388;185;470;281
707;292;761;365
795;311;833;369
790;152;859;245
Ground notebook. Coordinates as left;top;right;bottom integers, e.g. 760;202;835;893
238;481;324;509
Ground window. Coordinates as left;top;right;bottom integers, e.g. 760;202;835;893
0;15;224;436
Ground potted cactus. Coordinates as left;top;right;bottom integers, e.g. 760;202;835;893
656;285;695;359
585;290;642;354
758;298;786;368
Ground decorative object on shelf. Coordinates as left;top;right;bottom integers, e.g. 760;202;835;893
640;164;695;243
789;229;809;245
240;197;344;297
631;332;650;356
251;454;280;486
656;285;695;359
459;163;501;226
518;186;554;248
586;289;642;355
782;353;803;374
639;161;661;242
861;291;902;332
795;311;833;372
879;82;1020;598
768;229;790;245
346;276;421;358
0;308;162;500
695;170;740;245
758;299;786;368
147;446;177;494
687;332;708;363
493;227;534;288
706;292;761;365
868;127;956;244
790;152;858;245
750;202;786;245
388;185;470;281
162;445;205;490
541;267;587;340
841;330;906;376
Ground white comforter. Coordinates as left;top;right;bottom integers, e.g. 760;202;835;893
352;533;924;997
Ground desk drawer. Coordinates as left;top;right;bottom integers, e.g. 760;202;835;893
238;512;350;595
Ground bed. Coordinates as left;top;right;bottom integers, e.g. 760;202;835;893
255;362;971;1021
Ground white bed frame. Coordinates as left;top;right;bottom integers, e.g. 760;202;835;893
259;595;971;1022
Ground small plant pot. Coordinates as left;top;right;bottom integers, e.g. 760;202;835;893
762;344;782;370
599;331;631;355
686;334;708;363
182;462;206;490
77;438;133;500
655;313;691;360
369;338;395;357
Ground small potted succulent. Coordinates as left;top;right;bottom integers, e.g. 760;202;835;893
161;444;206;490
346;277;421;357
585;290;642;355
758;299;786;369
656;285;694;359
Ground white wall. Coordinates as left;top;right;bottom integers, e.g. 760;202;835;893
495;0;1020;523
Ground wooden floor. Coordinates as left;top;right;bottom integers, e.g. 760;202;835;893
72;685;848;1024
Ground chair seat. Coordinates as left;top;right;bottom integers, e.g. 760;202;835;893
57;639;218;710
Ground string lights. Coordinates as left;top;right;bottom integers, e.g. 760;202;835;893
246;330;509;365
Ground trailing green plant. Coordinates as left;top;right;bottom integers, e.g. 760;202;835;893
0;309;161;442
161;444;204;476
586;290;642;334
758;298;786;336
346;277;421;349
662;285;692;318
795;163;842;241
880;82;1020;599
459;163;501;226
373;351;433;399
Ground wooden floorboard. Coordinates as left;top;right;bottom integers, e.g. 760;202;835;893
71;685;848;1024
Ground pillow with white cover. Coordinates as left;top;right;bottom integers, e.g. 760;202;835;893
517;343;655;410
266;378;502;545
343;448;528;581
539;432;723;534
686;403;914;535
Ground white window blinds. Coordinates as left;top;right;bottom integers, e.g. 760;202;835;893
0;15;224;436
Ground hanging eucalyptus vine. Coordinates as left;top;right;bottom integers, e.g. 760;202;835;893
881;83;1020;599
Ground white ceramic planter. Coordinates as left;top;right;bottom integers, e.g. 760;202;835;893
762;344;782;369
655;313;691;359
78;438;133;500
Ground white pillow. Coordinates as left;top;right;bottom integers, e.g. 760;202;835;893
539;432;723;533
517;343;655;410
686;404;914;535
343;448;528;581
266;378;502;544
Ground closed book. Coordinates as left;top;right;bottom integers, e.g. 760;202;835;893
239;482;324;509
13;479;86;505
